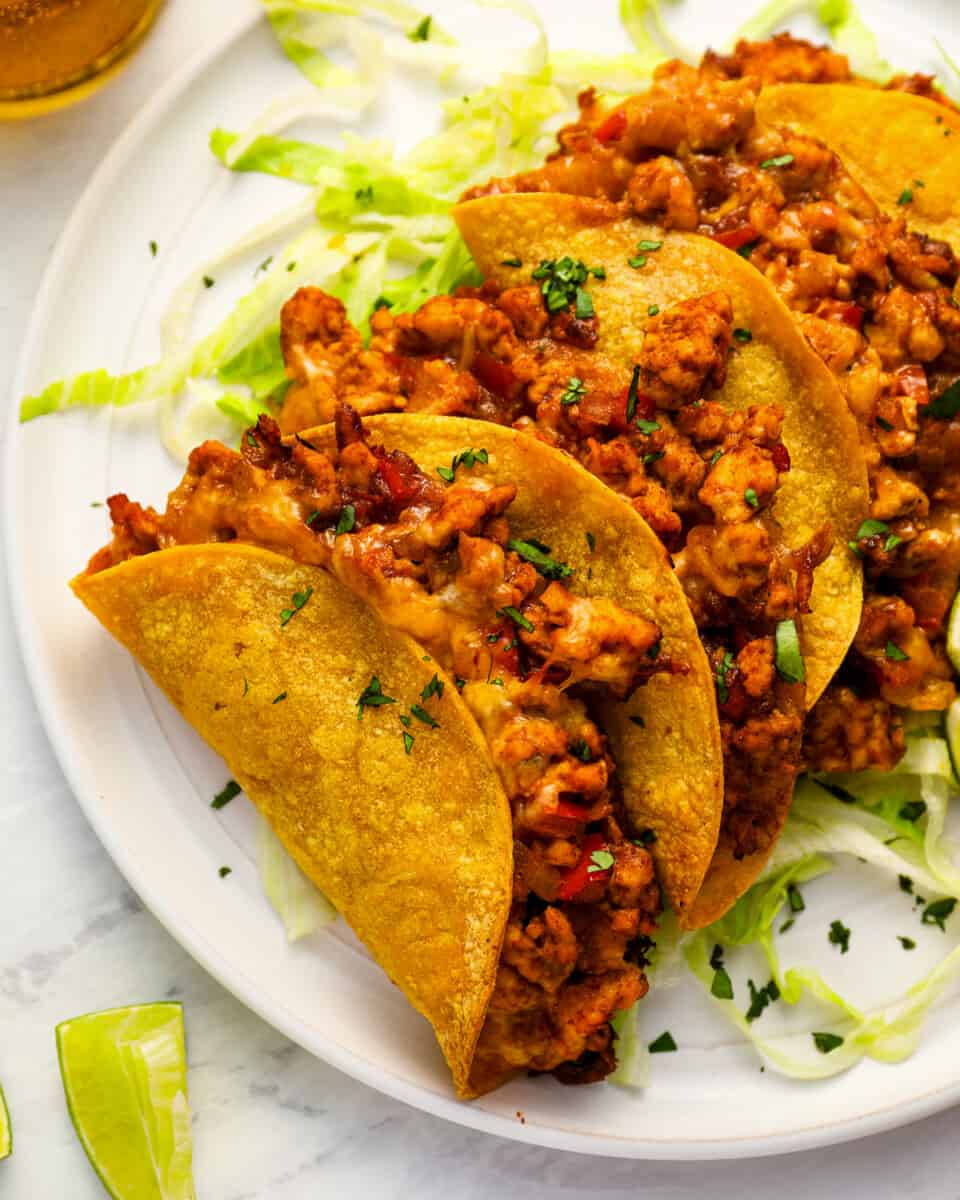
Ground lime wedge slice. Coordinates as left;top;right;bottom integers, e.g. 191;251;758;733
948;588;960;677
56;1003;195;1200
0;1083;11;1160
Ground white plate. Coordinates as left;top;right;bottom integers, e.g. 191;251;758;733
7;0;960;1160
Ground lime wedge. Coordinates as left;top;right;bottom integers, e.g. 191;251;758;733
0;1083;11;1159
948;588;960;677
56;1003;195;1200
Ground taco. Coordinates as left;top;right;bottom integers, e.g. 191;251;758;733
460;35;960;787
274;192;866;926
73;410;722;1095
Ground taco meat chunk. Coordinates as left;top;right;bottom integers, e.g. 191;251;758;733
461;35;960;773
277;280;820;865
88;411;672;1091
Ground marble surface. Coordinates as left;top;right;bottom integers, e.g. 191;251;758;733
2;2;960;1195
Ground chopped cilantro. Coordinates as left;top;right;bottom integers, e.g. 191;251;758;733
356;676;397;720
286;261;297;272
272;691;287;704
587;848;615;874
90;501;104;508
828;919;851;954
709;448;724;467
635;418;660;435
575;287;594;319
454;677;466;691
737;239;760;259
733;328;753;343
436;465;455;483
399;714;412;728
925;380;960;419
897;186;913;205
305;509;320;527
745;978;780;1023
498;605;534;633
643;450;665;466
279;587;313;627
585;531;596;553
775;618;805;684
787;882;805;913
560;376;587;405
647;304;660;316
569;737;593;763
638;239;662;252
899;874;915;894
630;714;646;728
402;731;415;754
218;866;232;878
710;944;734;1000
626;364;641;421
438;447;489;482
899;800;927;822
408;14;431;41
885;641;910;662
531;257;600;316
648;1031;677;1053
922;897;956;930
212;779;241;810
421;674;445;702
149;240;158;257
245;430;258;447
501;256;522;267
884;534;902;553
507;538;572;580
628;254;647;269
335;505;356;536
714;650;735;704
203;275;215;289
780;918;795;934
876;416;894;431
898;936;916;950
410;704;439;729
634;828;657;845
760;154;795;169
813;1032;844;1054
744;487;759;508
256;255;273;275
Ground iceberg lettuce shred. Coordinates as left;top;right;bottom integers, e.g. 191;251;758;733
257;816;338;941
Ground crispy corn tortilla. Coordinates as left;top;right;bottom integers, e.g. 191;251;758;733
295;414;724;919
455;194;869;924
454;192;868;710
72;543;512;1098
757;84;960;253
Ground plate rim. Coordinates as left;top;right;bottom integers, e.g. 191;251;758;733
6;3;960;1160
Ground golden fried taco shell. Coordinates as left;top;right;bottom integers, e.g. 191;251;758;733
757;84;960;253
295;415;725;920
71;543;512;1098
454;192;868;709
454;194;869;924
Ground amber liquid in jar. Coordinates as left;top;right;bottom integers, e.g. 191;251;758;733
0;0;163;111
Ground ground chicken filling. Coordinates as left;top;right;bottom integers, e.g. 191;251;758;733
276;281;822;860
88;410;672;1087
465;33;960;776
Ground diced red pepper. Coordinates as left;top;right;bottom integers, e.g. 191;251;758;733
713;224;759;252
594;107;628;144
375;452;419;509
472;352;517;399
556;832;613;901
836;303;865;331
577;387;630;431
771;442;791;472
485;620;520;676
895;364;930;406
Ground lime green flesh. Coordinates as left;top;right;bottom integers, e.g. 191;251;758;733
56;1003;195;1200
0;1084;11;1160
949;589;960;677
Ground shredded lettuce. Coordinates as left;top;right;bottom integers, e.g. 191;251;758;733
257;816;338;941
609;1003;651;1089
620;0;694;67
732;0;890;81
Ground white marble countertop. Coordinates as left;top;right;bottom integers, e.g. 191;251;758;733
2;2;960;1195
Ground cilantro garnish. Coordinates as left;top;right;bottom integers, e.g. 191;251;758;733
898;936;916;950
899;874;915;894
272;691;287;704
737;239;760;259
744;487;759;508
421;674;444;702
587;848;615;874
149;240;158;257
219;866;232;878
634;828;657;845
709;944;734;1000
922;897;956;930
787;883;805;913
498;605;534;634
626;363;641;421
647;304;660;316
774;618;805;684
828;919;851;954
560;377;587;406
287;261;297;272
629;714;646;728
885;641;910;662
212;779;241;810
256;256;273;275
531;257;600;316
501;256;522;267
335;505;356;536
761;154;795;169
813;1032;844;1054
636;418;660;435
356;676;397;720
648;1031;677;1053
305;509;320;527
585;531;595;553
437;447;489;483
408;15;431;41
733;328;752;343
402;731;415;754
745;978;780;1023
628;253;647;269
897;186;913;205
714;650;735;704
709;447;724;467
569;738;593;763
644;450;665;466
925;380;960;419
507;538;572;580
203;275;215;289
280;587;313;627
899;800;927;822
245;430;258;447
410;704;439;729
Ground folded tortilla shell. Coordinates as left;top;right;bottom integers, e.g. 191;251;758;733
454;192;868;711
757;84;960;253
72;543;512;1097
295;414;724;920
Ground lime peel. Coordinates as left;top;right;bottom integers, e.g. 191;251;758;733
56;1002;195;1200
0;1083;11;1160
